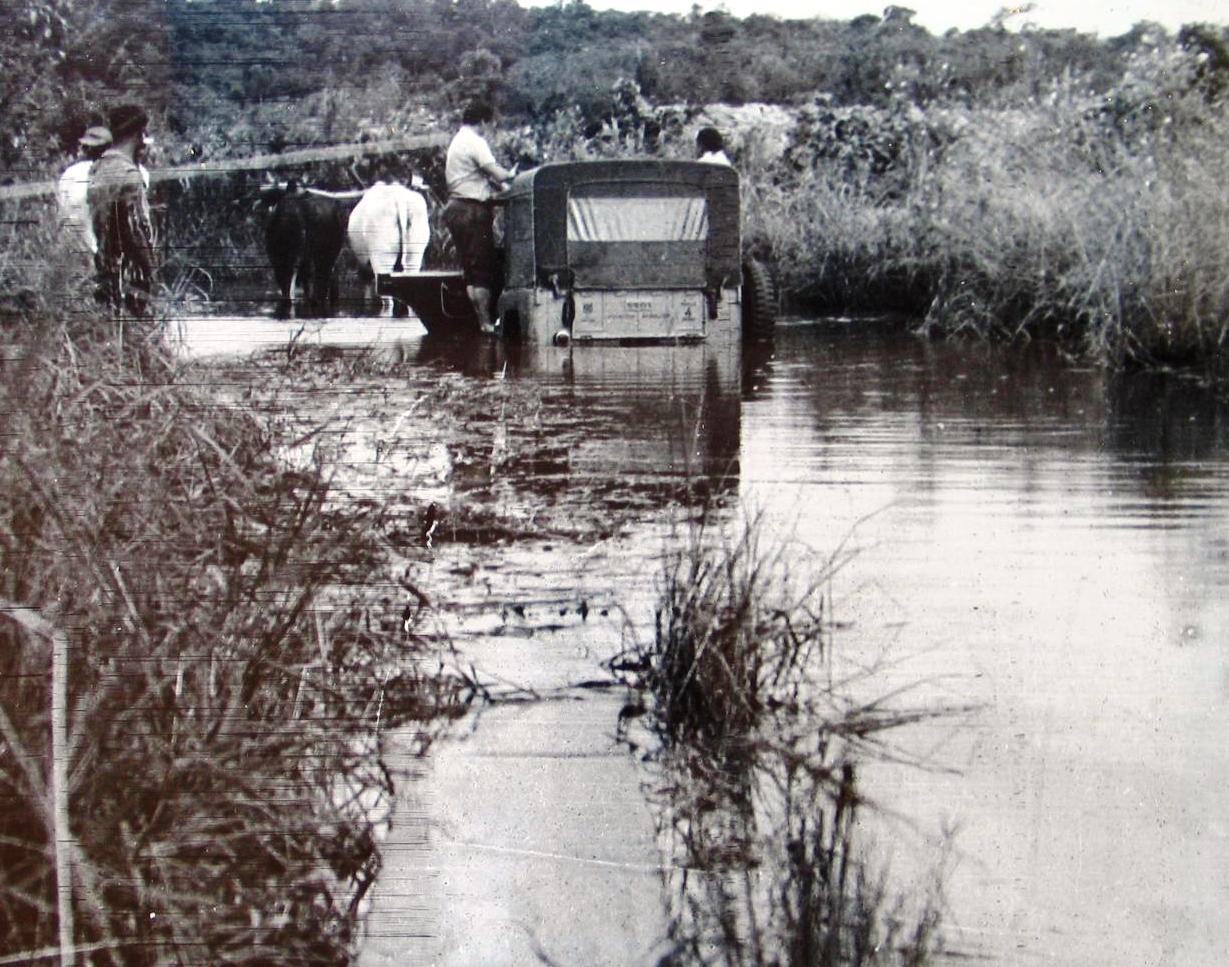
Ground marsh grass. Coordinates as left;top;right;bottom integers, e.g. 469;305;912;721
615;508;955;966
0;282;463;961
637;509;829;749
653;753;945;967
908;89;1229;365
747;58;1229;368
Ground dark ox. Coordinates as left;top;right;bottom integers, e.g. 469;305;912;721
259;181;360;314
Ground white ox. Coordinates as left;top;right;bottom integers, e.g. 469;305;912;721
346;180;430;316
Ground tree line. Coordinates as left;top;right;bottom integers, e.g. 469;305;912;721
2;0;1227;177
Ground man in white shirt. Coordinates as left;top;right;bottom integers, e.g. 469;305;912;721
57;125;113;261
443;101;514;334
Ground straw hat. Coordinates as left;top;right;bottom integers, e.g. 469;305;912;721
79;126;112;149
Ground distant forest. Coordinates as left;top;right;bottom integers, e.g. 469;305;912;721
3;0;1228;177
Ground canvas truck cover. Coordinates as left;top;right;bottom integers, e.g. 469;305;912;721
501;160;742;292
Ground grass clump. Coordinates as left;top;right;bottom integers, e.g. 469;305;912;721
0;283;462;962
614;509;954;967
652;754;945;967
640;510;827;749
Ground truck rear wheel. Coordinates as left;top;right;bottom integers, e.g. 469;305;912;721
742;259;776;339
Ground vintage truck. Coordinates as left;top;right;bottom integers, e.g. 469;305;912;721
378;159;775;345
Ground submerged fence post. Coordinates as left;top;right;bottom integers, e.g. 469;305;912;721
0;601;74;966
51;621;74;967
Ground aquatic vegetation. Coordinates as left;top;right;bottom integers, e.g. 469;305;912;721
635;509;829;747
652;749;946;967
614;509;956;966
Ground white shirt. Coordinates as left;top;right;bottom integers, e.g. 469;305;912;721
446;125;500;201
698;150;733;167
56;159;96;254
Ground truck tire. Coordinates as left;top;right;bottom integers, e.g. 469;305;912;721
742;259;776;339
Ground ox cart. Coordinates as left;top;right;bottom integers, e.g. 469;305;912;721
379;159;775;344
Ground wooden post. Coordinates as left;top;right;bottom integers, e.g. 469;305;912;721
0;602;74;966
51;623;73;967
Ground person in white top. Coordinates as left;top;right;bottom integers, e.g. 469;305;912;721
57;125;113;259
696;127;733;167
443;101;514;334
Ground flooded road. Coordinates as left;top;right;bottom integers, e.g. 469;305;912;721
744;323;1229;967
179;315;1229;966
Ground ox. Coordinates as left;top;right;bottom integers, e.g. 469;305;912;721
260;180;361;316
346;179;430;316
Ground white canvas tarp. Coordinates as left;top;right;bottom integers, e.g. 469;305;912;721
567;191;708;243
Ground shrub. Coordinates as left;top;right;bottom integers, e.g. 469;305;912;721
914;60;1229;363
739;39;1229;369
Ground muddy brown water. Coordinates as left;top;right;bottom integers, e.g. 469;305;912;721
176;314;1229;967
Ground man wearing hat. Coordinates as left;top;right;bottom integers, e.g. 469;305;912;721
56;124;112;261
87;104;157;318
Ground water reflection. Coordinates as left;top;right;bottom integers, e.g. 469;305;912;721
167;311;427;361
741;320;1229;967
407;330;743;511
1106;370;1229;492
179;311;1229;967
180;315;746;532
646;747;943;967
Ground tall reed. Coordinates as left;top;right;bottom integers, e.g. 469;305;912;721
742;47;1229;368
641;509;827;749
615;507;953;966
0;251;462;962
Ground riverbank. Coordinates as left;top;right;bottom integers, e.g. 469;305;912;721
0;301;747;961
740;75;1229;369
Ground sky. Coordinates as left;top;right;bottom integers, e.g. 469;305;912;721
520;0;1229;37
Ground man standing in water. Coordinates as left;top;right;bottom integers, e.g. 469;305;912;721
57;124;112;266
88;104;157;319
443;100;514;335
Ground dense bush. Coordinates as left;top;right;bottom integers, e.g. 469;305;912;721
6;0;1225;180
740;37;1229;366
